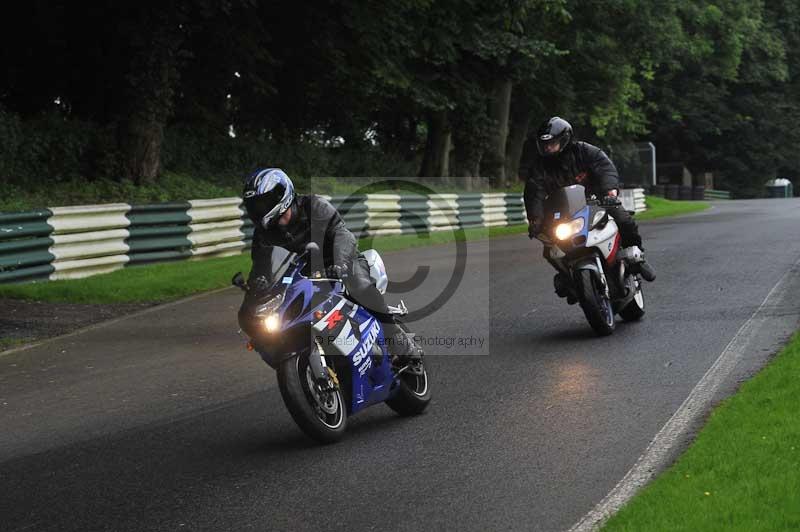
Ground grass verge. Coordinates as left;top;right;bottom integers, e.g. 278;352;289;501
0;337;27;352
603;332;800;531
0;224;524;304
637;195;710;221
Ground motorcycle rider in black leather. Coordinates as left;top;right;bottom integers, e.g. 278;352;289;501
524;117;656;282
243;168;421;361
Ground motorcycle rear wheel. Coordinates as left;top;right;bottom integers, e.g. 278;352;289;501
619;277;646;321
277;353;347;443
386;364;431;416
575;269;615;336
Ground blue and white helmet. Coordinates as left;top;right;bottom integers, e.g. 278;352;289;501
243;168;295;229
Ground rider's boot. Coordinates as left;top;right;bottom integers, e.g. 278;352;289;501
553;272;570;298
554;272;578;304
638;259;656;282
620;245;656;282
383;319;423;363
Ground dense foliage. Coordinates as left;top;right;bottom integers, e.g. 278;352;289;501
2;0;799;198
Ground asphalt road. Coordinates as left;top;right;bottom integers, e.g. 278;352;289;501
2;199;800;532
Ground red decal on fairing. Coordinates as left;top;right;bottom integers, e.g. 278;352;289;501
325;309;345;329
607;233;621;263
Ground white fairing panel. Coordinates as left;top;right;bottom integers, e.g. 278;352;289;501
586;219;619;259
362;249;389;294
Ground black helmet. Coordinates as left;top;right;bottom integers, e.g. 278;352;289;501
243;168;295;229
536;117;573;157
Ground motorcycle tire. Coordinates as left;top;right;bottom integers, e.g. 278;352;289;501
575;269;615;336
619;277;646;321
277;353;347;444
386;364;431;416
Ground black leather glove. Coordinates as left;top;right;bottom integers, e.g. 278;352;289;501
528;219;543;239
600;193;622;206
251;275;271;294
326;264;346;279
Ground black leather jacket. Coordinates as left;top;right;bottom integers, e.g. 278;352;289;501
524;141;620;221
249;194;357;281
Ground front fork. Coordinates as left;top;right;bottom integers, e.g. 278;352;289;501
594;256;610;299
548;252;610;295
309;339;339;391
564;254;611;299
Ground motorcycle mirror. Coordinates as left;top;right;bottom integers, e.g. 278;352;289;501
231;272;248;291
305;242;320;253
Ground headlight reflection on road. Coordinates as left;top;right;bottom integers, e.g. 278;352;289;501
554;360;597;399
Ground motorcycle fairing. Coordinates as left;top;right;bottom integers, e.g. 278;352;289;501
310;299;395;413
586;218;619;260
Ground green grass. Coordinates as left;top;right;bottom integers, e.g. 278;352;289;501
603;333;800;532
0;172;241;212
637;195;710;221
310;176;524;196
0;225;526;304
1;173;522;213
0;337;27;352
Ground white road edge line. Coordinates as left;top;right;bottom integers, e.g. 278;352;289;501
568;254;800;532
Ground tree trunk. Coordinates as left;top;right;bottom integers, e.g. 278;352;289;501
506;103;536;183
419;110;451;179
480;78;513;187
123;115;164;186
120;15;183;186
452;138;483;183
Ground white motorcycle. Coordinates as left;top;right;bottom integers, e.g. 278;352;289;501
534;184;645;336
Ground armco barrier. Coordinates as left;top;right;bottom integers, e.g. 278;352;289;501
126;203;192;265
186;198;247;259
704;189;732;200
621;188;646;212
0;189;645;284
47;204;131;280
0;210;56;283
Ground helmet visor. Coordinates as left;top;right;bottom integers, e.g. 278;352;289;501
244;183;287;228
537;135;568;156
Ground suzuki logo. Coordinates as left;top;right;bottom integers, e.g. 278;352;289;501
325;310;345;329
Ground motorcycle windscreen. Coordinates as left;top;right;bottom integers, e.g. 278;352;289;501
543;185;587;222
255;246;294;287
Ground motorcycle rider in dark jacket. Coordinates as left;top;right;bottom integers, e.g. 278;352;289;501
242;168;421;361
524;117;656;282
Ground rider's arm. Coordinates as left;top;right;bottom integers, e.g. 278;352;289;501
584;143;621;195
248;227;274;284
309;196;357;272
523;164;547;222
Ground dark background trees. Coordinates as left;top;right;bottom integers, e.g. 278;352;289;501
1;0;799;201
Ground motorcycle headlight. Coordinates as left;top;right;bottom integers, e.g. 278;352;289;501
263;313;281;333
255;294;283;317
555;218;585;240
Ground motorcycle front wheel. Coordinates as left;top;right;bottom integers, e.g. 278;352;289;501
277;353;347;443
575;269;615;336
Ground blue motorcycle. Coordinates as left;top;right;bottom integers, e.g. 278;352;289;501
232;243;430;443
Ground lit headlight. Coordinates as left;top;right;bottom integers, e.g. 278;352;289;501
263;313;281;333
555;218;585;240
255;294;283;316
